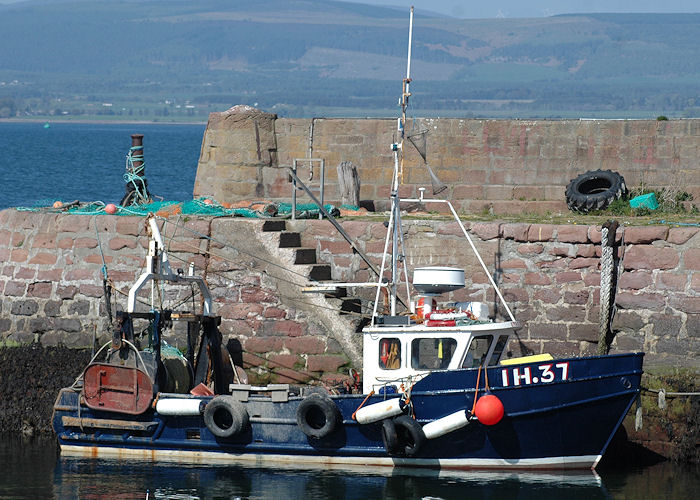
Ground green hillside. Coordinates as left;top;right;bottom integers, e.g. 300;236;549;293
1;0;699;120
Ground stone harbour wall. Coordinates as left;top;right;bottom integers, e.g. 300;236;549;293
291;218;700;369
194;108;700;214
1;209;699;372
0;210;356;385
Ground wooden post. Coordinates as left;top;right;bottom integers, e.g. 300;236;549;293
337;161;360;207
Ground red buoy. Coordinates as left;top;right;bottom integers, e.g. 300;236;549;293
105;203;118;214
474;394;504;426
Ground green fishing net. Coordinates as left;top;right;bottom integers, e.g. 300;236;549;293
14;198;347;219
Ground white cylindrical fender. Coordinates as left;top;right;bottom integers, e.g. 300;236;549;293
355;398;405;424
422;409;471;439
156;398;206;416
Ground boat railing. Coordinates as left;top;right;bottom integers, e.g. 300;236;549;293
396;194;516;323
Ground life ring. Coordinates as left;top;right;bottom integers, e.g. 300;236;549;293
296;393;341;439
565;169;627;212
381;415;426;457
203;395;249;438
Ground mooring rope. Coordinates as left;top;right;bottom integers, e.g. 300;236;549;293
634;386;700;430
123;145;150;205
598;221;619;354
642;386;700;408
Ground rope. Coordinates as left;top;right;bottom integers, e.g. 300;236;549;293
158;217;377;316
643;387;700;397
598;224;612;353
598;221;618;355
351;390;375;420
122;146;150;206
634;386;700;428
470;365;483;414
93;214;116;326
484;363;491;392
159;234;374;317
642;386;700;411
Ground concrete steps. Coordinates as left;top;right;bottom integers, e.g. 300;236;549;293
263;220;353;301
256;219;362;365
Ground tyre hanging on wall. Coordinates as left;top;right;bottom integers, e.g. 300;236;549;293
296;393;341;439
565;169;628;212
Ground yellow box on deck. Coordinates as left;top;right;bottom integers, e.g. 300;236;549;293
500;353;554;365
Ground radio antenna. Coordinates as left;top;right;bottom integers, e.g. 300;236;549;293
399;6;414;183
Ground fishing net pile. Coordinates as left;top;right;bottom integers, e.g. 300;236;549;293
14;198;366;219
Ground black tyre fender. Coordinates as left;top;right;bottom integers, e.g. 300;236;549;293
393;415;426;457
296;393;341;439
382;415;425;457
203;395;249;438
380;417;399;455
565;169;628;212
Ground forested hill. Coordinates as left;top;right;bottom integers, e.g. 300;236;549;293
1;0;700;120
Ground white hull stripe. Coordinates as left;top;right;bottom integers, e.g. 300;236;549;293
60;444;599;471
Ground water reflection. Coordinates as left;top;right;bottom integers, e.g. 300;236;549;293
53;456;609;500
1;435;698;500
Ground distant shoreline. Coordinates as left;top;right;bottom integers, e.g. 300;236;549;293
0;118;207;126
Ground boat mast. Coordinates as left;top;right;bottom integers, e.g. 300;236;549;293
389;6;414;316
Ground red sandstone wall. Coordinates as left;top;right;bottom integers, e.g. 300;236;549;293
1;209;698;371
0;211;353;385
293;219;700;369
194;109;700;214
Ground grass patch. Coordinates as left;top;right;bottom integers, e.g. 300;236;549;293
0;339;23;348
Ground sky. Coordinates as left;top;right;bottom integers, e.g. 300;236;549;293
0;0;697;18
340;0;700;18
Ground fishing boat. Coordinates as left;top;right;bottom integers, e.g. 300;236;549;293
51;9;643;471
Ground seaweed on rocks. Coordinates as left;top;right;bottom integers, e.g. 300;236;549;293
0;344;91;435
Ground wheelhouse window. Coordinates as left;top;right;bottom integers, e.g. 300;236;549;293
488;335;510;366
411;338;457;370
462;335;494;368
379;338;401;370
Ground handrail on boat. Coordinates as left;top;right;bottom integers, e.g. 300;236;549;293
401;196;516;322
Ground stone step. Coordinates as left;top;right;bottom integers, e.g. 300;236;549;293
262;220;286;232
294;248;317;265
279;232;302;248
339;298;362;315
308;265;332;282
325;287;347;299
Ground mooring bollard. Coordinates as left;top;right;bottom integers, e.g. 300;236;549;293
120;133;151;205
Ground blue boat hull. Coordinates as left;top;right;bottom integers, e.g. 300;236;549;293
52;352;643;470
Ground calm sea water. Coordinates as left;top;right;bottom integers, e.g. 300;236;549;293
0;434;697;500
0;122;205;210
